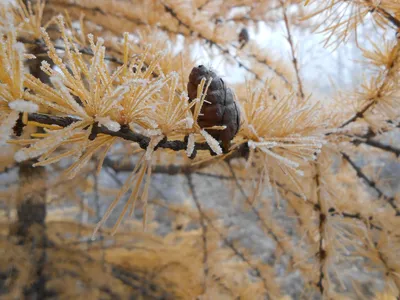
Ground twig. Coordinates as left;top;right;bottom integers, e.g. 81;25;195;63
27;112;224;155
338;37;400;129
227;162;295;267
103;157;252;180
339;101;376;129
341;152;400;216
161;2;282;100
281;1;304;100
186;173;208;292
329;208;382;231
314;166;326;296
350;136;400;157
364;0;400;29
183;175;271;294
197;0;213;11
21;38;124;65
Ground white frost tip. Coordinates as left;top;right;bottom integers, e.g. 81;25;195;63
248;140;257;149
186;134;195;157
145;135;164;161
96;116;121;132
0;111;19;146
9;100;39;113
144;128;162;137
97;37;105;45
14;150;27;162
13;42;25;54
41;60;51;69
185;117;194;129
169;71;179;79
157;49;168;57
201;129;222;155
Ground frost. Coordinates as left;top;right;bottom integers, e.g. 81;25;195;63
14;121;85;162
9;99;39;113
201;129;222;155
145;134;164;160
96;116;121;132
143;128;162;137
130;79;149;86
185;116;194;129
50;76;87;117
169;71;179;80
259;146;299;169
247;140;257;149
97;37;105;45
0;111;19;146
186;133;195;157
12;42;25;54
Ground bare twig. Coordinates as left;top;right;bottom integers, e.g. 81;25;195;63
329;209;382;231
281;1;304;100
227;162;295;267
339;101;376;129
350;135;400;157
186;173;209;292
314;166;327;296
364;0;400;29
183;175;271;294
341;152;400;216
21;38;124;65
339;37;400;129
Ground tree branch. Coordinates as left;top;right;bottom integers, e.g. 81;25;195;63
186;173;209;292
341;152;400;216
350;135;400;157
281;1;304;100
365;0;400;29
27;112;227;156
314;166;327;296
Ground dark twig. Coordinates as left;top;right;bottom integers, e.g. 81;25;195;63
329;208;383;231
350;135;400;157
364;0;400;29
339;101;376;129
186;173;209;292
184;174;271;294
227;162;296;269
281;1;304;100
103;156;251;180
161;2;283;101
21;38;124;65
338;32;400;129
341;152;400;216
314;166;326;296
27;112;220;155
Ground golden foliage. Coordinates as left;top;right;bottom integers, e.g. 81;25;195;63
0;0;400;299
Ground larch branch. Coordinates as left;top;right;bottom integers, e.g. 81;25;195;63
186;173;209;292
341;152;400;216
314;166;327;296
281;1;304;100
350;136;400;157
26;112;220;155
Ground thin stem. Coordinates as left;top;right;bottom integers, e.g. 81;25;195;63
186;173;208;292
281;1;304;100
314;165;327;296
341;152;400;216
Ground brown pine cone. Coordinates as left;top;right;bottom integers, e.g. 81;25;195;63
187;65;240;152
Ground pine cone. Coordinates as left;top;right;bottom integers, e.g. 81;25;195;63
187;65;240;152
